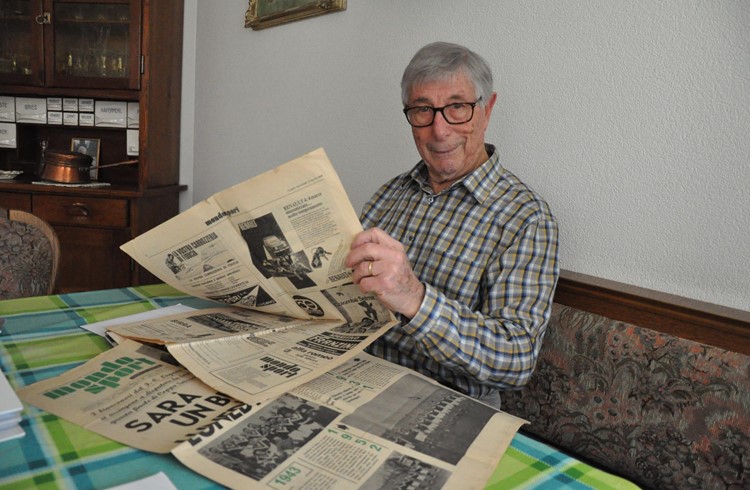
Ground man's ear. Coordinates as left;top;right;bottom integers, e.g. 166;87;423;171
484;92;498;117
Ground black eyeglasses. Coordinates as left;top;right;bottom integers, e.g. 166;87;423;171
403;97;482;127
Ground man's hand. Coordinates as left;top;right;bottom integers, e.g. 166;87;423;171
345;228;425;318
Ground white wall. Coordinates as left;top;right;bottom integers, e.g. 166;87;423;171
181;0;750;312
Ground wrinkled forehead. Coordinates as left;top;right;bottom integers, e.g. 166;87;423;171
407;70;476;102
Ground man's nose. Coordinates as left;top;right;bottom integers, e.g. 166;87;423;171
430;110;452;135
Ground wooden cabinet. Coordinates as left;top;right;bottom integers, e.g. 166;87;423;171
0;0;185;292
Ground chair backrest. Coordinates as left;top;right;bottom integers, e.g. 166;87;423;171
0;208;61;299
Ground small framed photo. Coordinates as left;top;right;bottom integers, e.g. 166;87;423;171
71;137;101;180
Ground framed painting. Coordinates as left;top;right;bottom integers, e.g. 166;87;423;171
245;0;346;30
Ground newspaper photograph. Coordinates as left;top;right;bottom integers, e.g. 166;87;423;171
121;148;373;322
173;354;526;490
107;290;397;406
16;340;250;454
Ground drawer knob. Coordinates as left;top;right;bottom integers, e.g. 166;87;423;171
68;203;91;218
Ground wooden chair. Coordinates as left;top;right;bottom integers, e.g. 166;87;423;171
0;208;61;299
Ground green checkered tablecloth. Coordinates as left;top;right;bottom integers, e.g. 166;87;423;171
0;285;639;489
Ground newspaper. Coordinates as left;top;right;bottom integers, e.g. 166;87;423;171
18;339;524;488
114;147;400;405
173;353;525;490
121;148;372;322
16;340;249;453
106;301;395;406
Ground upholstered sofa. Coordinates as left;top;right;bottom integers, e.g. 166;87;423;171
502;303;750;490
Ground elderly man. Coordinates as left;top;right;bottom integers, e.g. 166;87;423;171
345;42;559;408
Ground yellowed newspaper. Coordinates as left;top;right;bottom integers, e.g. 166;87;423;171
121;148;368;322
16;340;248;454
107;300;395;405
19;344;524;488
114;147;401;406
173;353;525;490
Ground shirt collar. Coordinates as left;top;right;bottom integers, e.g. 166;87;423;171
407;144;502;204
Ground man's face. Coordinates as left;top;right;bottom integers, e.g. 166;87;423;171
407;72;496;192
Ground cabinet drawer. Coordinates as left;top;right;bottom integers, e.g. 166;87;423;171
0;192;32;212
55;226;132;292
33;195;129;228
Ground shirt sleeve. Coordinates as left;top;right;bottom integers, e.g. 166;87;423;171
401;217;559;390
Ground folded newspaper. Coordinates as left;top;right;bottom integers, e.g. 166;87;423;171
18;148;527;489
107;148;399;405
122;147;370;322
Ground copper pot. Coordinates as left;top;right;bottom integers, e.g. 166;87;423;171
41;150;93;184
41;150;137;184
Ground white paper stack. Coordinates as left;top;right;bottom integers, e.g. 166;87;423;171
0;369;25;443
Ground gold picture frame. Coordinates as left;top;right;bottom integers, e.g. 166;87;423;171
245;0;346;30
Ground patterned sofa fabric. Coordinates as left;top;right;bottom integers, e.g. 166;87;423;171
502;304;750;490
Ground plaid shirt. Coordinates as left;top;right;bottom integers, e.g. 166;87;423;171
362;145;559;397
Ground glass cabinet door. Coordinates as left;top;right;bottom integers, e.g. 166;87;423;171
45;0;141;90
0;0;45;86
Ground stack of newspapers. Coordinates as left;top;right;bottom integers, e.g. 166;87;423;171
0;368;24;443
15;150;526;489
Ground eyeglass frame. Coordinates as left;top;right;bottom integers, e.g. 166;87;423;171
402;96;483;128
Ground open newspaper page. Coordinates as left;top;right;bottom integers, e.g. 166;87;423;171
172;353;526;490
106;306;341;345
121;148;374;322
107;298;397;405
16;340;250;454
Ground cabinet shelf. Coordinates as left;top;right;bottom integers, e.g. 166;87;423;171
55;18;130;25
0;180;186;199
0;85;139;100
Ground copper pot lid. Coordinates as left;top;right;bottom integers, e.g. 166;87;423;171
44;149;93;167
